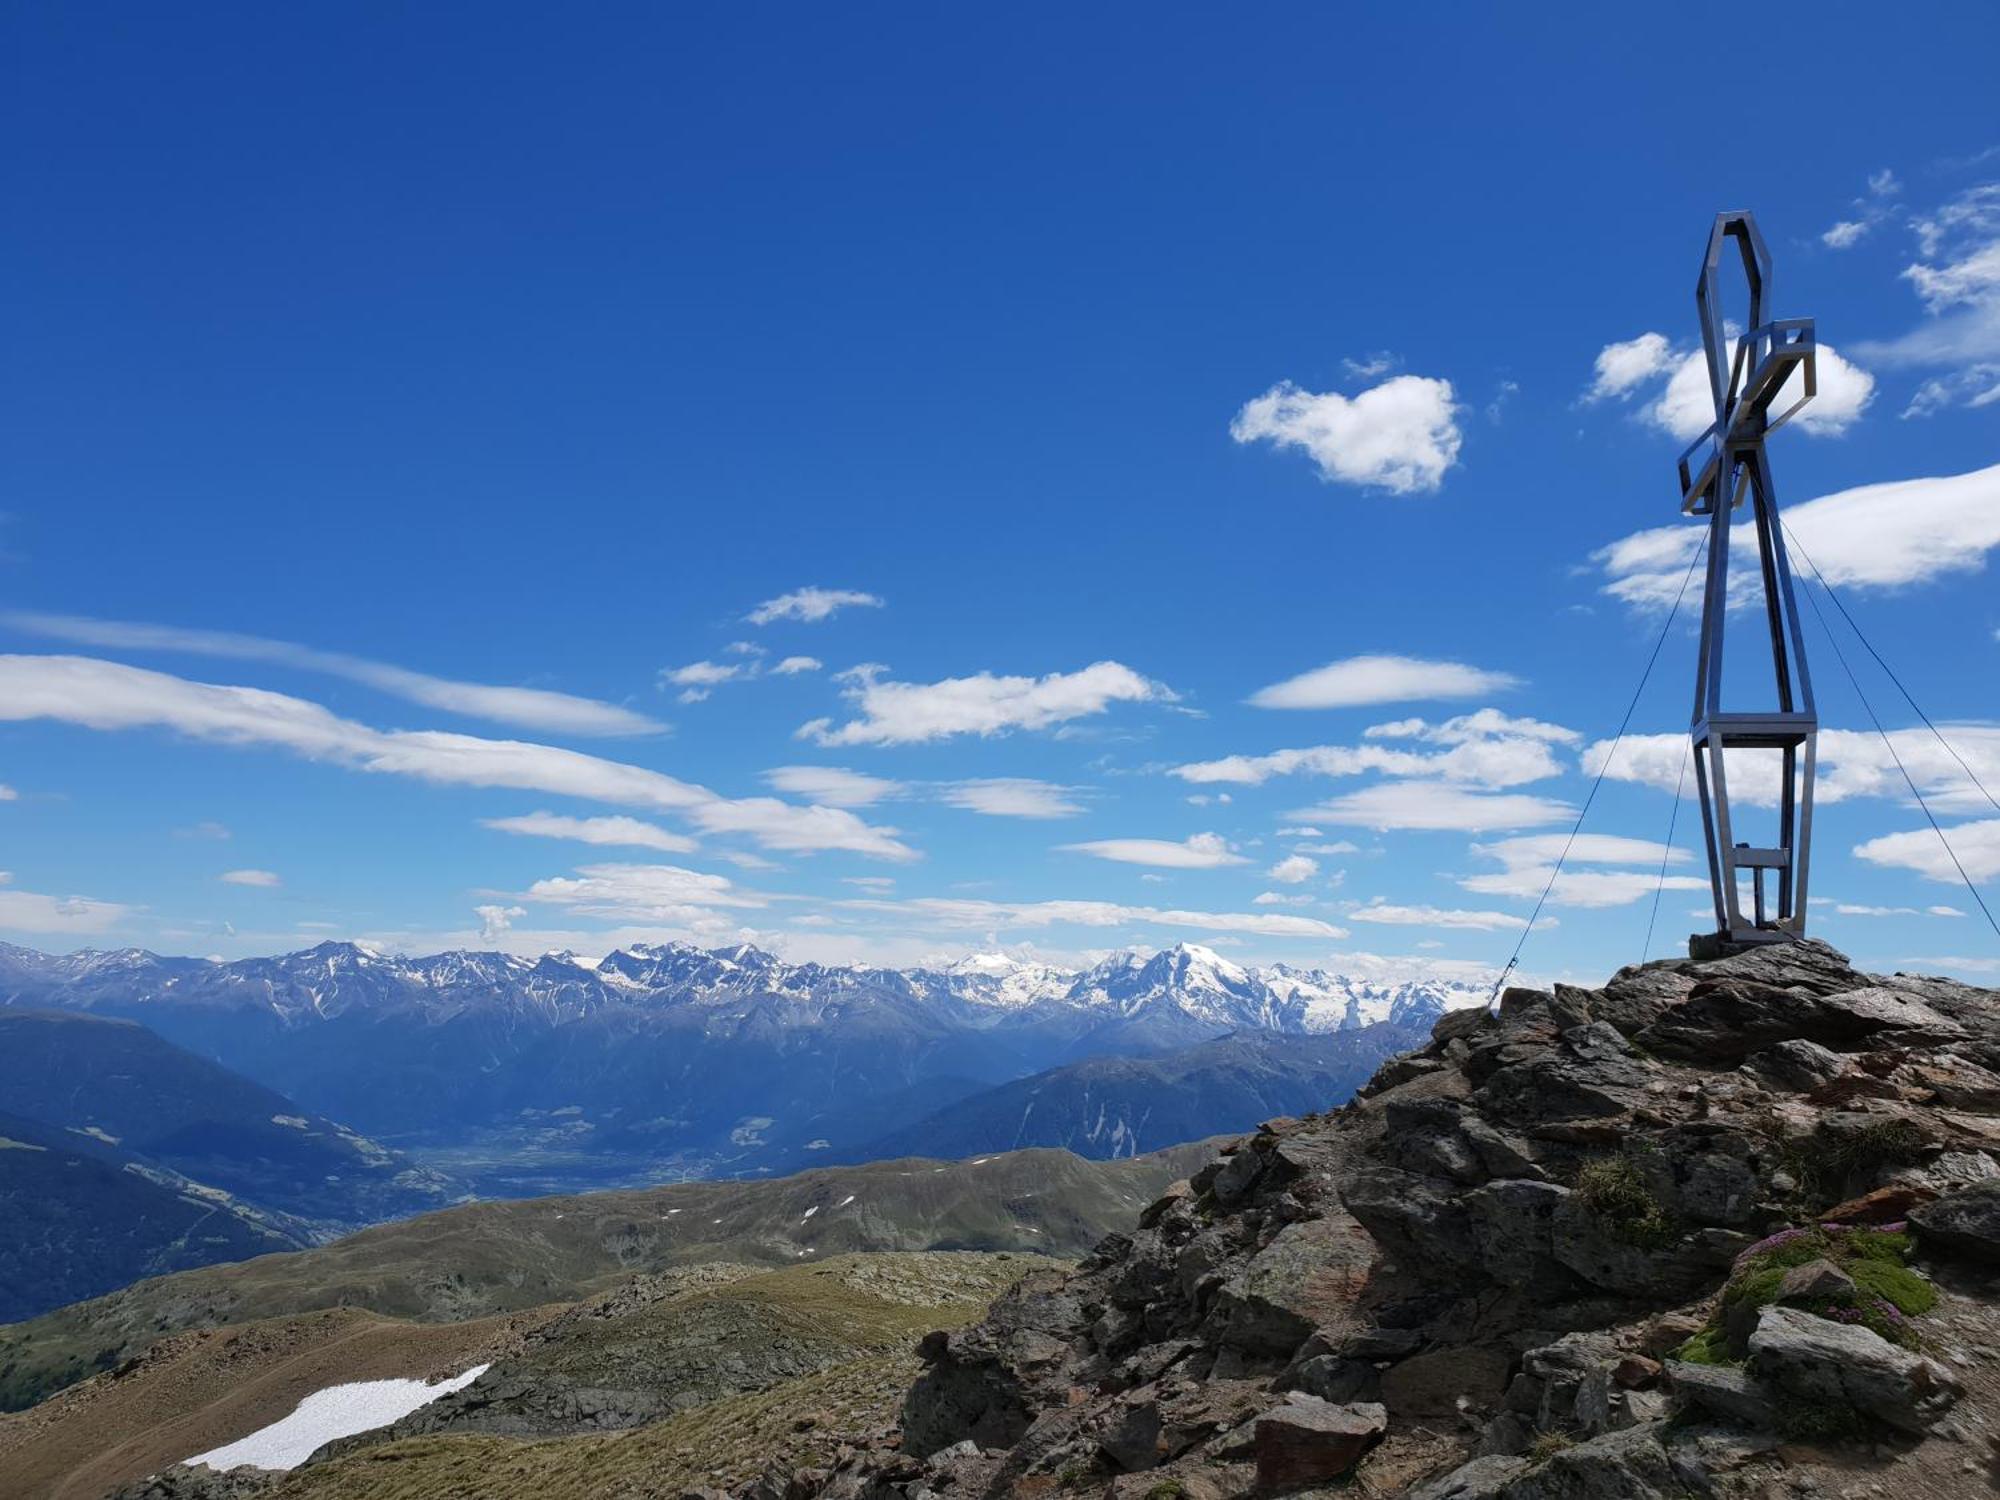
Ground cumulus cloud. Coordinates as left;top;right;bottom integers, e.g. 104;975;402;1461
1267;854;1319;884
940;779;1086;819
1231;374;1463;494
1592;463;2000;608
772;656;823;675
839;894;1347;940
1294;781;1574;833
763;766;906;807
1583;334;1873;440
1854;818;2000;883
481;811;699;854
1247;655;1518;711
1060;832;1248;869
476;903;526;940
0;611;661;737
800;661;1171;747
0;655;917;861
219;869;281;888
0;872;130;935
1585;332;1676;400
1350;901;1528;932
746;587;884;626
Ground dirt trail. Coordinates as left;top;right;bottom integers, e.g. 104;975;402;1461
0;1303;560;1500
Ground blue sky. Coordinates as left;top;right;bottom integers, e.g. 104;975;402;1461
2;5;1997;985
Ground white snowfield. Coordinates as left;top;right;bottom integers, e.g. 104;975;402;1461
187;1363;491;1472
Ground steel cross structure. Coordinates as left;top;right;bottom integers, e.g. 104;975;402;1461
1678;211;1819;958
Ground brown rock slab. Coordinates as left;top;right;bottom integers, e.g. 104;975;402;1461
1251;1395;1386;1492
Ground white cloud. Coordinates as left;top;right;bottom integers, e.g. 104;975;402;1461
1060;832;1247;869
1342;351;1397;379
1294;840;1361;856
481;811;699;854
219;869;281;888
1851;182;2000;409
1247;655;1519;711
0;784;15;801
1456;832;1705;908
662;659;749;703
0;873;130;935
0;612;661;737
1586;332;1675;400
1295;781;1574;833
839;894;1347;940
1276;825;1322;837
800;660;1170;747
1587;726;2000;816
1822;220;1870;251
0;655;917;862
763;766;906;807
940;779;1086;819
526;861;766;919
176;820;231;839
1854;818;2000;883
746;587;883;626
1584;334;1873;440
772;656;823;675
1365;709;1579;746
1252;891;1312;906
1267;854;1319;884
1593;463;2000;607
476;904;526;940
1231;374;1463;495
1350;901;1528;932
1871;169;1902;197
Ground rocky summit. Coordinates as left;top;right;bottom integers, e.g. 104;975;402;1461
749;941;2000;1499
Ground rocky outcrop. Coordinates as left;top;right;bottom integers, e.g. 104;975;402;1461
742;940;2000;1498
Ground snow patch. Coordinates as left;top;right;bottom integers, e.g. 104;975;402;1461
188;1364;490;1472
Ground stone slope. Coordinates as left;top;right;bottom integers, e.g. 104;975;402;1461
763;940;2000;1499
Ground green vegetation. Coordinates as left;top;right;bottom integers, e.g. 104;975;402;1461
1144;1481;1187;1500
1688;1224;1936;1361
1777;1118;1931;1205
1573;1154;1677;1249
1526;1431;1576;1466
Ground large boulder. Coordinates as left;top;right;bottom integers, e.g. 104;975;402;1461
1747;1305;1960;1434
1251;1394;1386;1491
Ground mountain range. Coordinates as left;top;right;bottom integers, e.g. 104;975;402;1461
0;938;1482;1188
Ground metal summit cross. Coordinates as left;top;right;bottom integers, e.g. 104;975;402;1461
1679;211;1820;959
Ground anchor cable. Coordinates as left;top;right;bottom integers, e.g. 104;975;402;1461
1641;738;1690;964
1782;522;2000;817
1487;529;1709;1002
1787;549;2000;941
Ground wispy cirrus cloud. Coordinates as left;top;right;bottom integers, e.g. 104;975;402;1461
1349;901;1530;932
1853;180;2000;413
481;811;700;854
1592;463;2000;609
1293;781;1574;833
1231;374;1463;494
0;655;917;862
219;868;281;887
838;893;1347;941
1;611;661;737
1060;832;1247;869
746;587;883;626
1247;655;1519;711
0;872;131;935
940;778;1086;819
800;661;1172;747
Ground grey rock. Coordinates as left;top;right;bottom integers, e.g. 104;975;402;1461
1466;1179;1576;1294
1776;1258;1855;1303
1341;1167;1479;1271
1407;1454;1531;1499
1250;1395;1386;1491
1508;1422;1679;1499
1385;1097;1487;1184
1748;1304;1960;1433
1745;1038;1847;1092
1910;1178;2000;1263
1666;1359;1778;1429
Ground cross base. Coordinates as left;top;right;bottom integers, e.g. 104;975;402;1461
1687;928;1799;961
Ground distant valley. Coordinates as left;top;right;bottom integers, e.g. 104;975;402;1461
1;937;1476;1185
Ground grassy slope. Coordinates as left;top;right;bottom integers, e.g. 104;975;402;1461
0;1141;1214;1412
